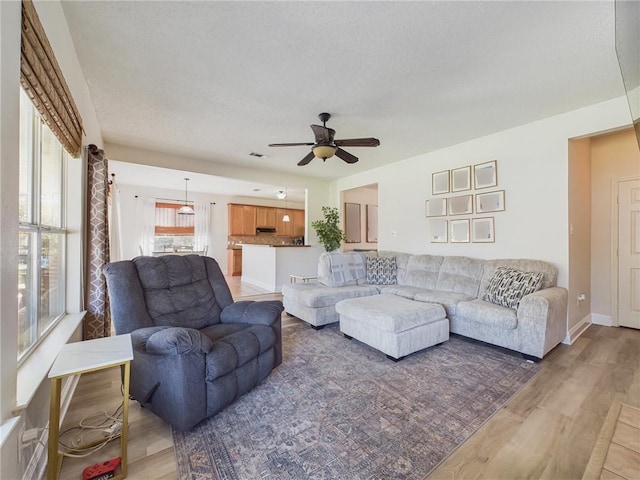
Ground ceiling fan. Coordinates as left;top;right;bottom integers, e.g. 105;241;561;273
269;113;380;166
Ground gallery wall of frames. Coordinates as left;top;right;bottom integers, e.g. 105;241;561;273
426;160;505;243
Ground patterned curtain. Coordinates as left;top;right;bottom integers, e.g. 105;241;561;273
84;144;111;339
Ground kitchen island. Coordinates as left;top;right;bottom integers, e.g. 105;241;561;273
241;244;323;293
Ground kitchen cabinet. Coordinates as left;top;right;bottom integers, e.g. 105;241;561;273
227;248;242;276
293;209;305;237
256;207;277;228
228;204;256;236
276;208;295;236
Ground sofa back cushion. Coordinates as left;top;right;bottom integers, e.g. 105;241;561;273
435;256;485;297
133;255;224;329
400;254;444;289
479;259;557;298
318;252;367;287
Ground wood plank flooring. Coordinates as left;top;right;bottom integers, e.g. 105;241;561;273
58;281;640;479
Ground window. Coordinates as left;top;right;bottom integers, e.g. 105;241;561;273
153;202;195;252
18;89;67;360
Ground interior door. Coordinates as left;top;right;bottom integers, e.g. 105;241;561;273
618;178;640;329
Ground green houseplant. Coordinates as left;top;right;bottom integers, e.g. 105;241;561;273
312;206;346;252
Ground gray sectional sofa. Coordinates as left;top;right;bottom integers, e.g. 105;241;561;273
282;251;568;359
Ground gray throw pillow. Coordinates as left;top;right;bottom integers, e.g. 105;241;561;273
484;267;544;309
366;256;397;285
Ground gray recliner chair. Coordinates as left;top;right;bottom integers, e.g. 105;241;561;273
103;255;283;431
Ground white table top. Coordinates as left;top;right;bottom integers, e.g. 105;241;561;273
49;334;133;378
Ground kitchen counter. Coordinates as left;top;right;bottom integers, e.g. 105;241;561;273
241;244;322;292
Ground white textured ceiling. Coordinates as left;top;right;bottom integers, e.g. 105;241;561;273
62;0;624;186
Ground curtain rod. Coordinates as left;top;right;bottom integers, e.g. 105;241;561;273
134;194;216;205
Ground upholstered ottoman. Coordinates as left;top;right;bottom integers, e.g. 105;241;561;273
336;294;449;360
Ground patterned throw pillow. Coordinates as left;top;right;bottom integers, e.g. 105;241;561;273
484;267;544;309
366;256;397;285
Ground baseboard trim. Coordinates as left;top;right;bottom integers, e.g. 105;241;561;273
22;375;80;480
591;313;613;327
562;315;592;345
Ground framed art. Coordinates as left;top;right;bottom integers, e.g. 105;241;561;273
450;219;470;243
451;166;471;192
448;194;473;215
473;160;498;189
429;219;448;243
432;170;450;195
344;203;361;243
472;217;495;243
425;198;447;217
366;204;378;243
475;190;505;213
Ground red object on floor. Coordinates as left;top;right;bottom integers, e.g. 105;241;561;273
82;456;121;480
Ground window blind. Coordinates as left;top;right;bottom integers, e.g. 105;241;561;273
20;0;83;157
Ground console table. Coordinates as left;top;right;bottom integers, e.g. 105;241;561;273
47;334;133;480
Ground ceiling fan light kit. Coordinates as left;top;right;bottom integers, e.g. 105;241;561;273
269;112;380;166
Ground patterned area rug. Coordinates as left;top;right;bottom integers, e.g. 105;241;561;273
173;323;541;479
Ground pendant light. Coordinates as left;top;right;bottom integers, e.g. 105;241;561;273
178;177;195;215
282;187;290;222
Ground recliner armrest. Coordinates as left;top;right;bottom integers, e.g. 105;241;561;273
133;326;213;355
220;300;284;326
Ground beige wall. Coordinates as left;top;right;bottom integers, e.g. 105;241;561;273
342;185;378;251
591;128;640;321
568;138;592;332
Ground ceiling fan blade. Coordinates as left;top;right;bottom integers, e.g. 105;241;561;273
335;148;359;164
297;151;315;166
269;142;314;147
334;137;380;147
310;124;335;144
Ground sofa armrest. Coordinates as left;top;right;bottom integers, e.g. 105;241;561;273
132;326;213;355
220;300;284;326
517;286;568;355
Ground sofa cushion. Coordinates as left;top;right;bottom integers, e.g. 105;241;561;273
435;256;485;297
413;290;474;318
318;252;367;287
456;299;518;330
281;283;379;308
378;285;430;300
484;267;544;309
366;256;397;285
401;255;444;289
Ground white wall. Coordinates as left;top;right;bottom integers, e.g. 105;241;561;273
333;97;633;291
0;1;103;477
568;138;592;334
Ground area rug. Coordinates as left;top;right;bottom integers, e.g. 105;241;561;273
173;323;541;480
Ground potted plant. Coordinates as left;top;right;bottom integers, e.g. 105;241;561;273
312;206;346;252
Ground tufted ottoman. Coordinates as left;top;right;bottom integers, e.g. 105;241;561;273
335;294;449;361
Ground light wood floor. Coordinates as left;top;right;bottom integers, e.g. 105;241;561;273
59;281;640;479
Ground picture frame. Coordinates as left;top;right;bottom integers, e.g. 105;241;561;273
366;204;378;243
448;194;473;216
429;219;448;243
475;190;505;213
472;217;495;243
432;170;450;195
473;160;498;189
451;166;471;192
425;198;447;217
344;202;361;243
450;219;470;243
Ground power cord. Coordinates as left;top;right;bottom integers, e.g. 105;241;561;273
58;402;125;458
